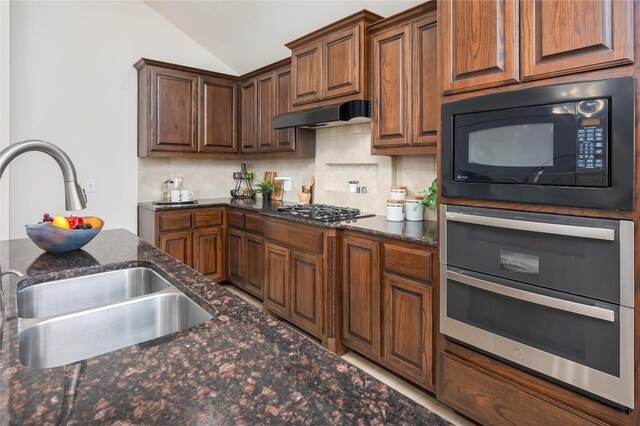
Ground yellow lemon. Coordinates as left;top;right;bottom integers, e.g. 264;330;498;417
52;216;70;229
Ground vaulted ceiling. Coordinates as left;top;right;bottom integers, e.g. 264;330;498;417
145;1;424;75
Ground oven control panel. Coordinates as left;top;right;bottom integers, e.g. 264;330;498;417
576;99;608;187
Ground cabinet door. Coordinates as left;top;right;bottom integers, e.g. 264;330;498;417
227;228;245;286
291;42;322;106
521;0;633;81
158;231;193;267
383;275;433;386
244;233;264;299
342;235;381;357
411;18;438;147
371;25;411;148
257;73;275;152
240;78;257;153
199;76;237;153
193;226;224;281
290;251;323;337
322;25;360;100
150;67;198;152
274;66;296;152
442;0;519;94
264;242;290;318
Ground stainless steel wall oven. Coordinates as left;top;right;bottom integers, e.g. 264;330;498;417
440;205;634;409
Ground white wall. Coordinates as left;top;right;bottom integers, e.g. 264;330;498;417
0;1;11;241
7;0;234;239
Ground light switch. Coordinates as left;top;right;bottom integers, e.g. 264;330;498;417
85;178;96;193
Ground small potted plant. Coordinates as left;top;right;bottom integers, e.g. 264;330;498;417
348;180;359;193
254;180;275;205
420;179;437;220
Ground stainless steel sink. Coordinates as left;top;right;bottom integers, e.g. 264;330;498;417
19;289;212;369
18;267;171;318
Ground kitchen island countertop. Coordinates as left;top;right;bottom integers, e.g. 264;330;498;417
1;230;448;424
138;198;438;246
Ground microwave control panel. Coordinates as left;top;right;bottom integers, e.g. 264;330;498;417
576;99;608;187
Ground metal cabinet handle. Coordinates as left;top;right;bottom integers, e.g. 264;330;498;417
445;212;615;241
447;270;615;322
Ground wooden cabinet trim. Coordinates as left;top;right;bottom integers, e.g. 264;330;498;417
520;0;634;81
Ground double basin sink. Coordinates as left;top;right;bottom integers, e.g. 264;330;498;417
17;267;213;369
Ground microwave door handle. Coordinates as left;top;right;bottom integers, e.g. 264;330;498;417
447;271;615;322
445;212;615;241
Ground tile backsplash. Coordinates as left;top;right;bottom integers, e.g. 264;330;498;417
138;123;438;219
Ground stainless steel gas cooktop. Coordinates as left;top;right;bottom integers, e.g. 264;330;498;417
276;204;375;222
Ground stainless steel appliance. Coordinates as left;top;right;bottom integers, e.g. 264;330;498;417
440;204;634;409
276;204;374;222
441;77;635;209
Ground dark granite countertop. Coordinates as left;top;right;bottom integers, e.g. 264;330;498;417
138;198;438;247
0;230;449;424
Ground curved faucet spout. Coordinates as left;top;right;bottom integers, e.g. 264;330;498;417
0;140;87;211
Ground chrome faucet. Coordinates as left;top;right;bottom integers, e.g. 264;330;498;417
0;140;87;329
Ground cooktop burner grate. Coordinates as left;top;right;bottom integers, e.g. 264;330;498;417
276;204;375;222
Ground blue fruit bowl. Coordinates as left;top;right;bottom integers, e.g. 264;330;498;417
25;217;103;253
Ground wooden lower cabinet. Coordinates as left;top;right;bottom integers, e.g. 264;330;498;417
290;251;323;336
226;209;264;299
227;227;245;285
264;242;291;318
245;234;264;298
340;231;436;391
383;274;432;386
138;206;225;282
158;231;192;266
342;235;381;358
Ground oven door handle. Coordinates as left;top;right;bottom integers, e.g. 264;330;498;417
445;212;615;241
447;271;616;322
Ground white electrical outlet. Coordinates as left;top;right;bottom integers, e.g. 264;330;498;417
85;178;96;193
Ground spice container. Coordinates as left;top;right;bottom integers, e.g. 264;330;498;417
386;199;405;222
405;196;424;221
390;186;407;200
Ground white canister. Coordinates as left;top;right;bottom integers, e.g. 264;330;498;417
405;196;424;221
389;186;407;200
386;199;405;222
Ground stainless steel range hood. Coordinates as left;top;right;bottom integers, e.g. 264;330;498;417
272;100;371;129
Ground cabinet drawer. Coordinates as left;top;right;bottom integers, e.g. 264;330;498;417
265;219;323;255
227;208;245;229
383;244;432;283
158;211;192;232
245;213;264;234
194;208;223;228
440;352;603;425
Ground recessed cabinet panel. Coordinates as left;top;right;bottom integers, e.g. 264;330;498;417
274;66;296;152
442;0;519;94
342;235;381;358
200;77;237;153
291;43;322;106
152;68;198;152
372;26;410;148
245;234;264;298
257;74;275;152
264;243;290;318
159;231;192;267
411;19;438;146
193;227;224;281
521;0;634;80
322;26;360;100
240;79;258;153
227;228;244;286
290;251;323;336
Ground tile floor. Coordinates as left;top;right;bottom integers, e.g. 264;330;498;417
224;285;474;426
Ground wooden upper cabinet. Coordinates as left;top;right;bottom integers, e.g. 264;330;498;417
322;25;360;100
291;42;323;106
411;17;438;147
520;0;634;81
442;0;519;94
199;76;237;154
287;11;382;110
371;25;411;148
370;2;438;155
257;73;275;152
150;67;199;153
274;66;296;152
240;78;258;153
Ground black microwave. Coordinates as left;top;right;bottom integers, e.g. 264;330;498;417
441;77;635;210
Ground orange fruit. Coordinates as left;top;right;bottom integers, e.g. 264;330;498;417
52;216;70;229
83;217;103;229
